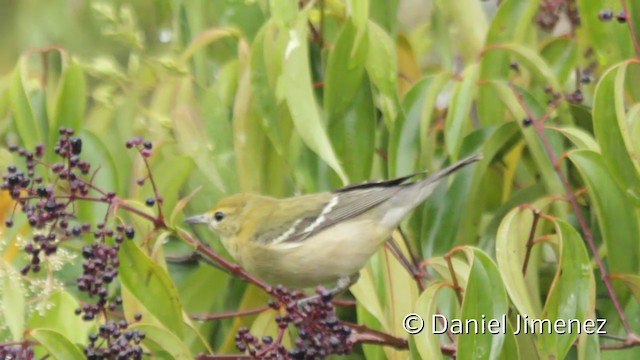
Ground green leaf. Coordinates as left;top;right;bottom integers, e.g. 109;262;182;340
324;19;369;123
9;60;43;149
251;20;292;156
250;310;281;345
366;21;398;98
549;126;600;152
30;328;84;359
129;323;193;359
150;155;194;216
369;0;398;33
380;238;418;358
496;207;544;320
433;0;487;59
75;130;120;223
233;65;269;193
180;27;240;64
278;9;348;183
489;82;566;214
51;62;86;135
486;44;572;125
347;0;369;30
422;125;512;255
538;220;595;360
1;264;25;340
477;0;540;125
612;273;640;304
194;84;237;194
458;248;509;360
592;62;640;202
413;281;448;360
27;291;94;344
575;0;633;63
329;76;375;183
119;239;185;338
270;0;297;27
540;37;578;85
569;150;640;297
351;264;387;329
444;63;478;160
178;265;229;353
217;285;271;353
388;73;448;177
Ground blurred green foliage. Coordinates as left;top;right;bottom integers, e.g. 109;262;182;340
1;0;640;359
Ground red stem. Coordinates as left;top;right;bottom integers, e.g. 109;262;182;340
176;228;272;293
344;321;408;349
620;0;640;58
509;85;634;335
137;146;166;227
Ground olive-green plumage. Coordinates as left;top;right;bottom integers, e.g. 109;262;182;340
186;154;480;289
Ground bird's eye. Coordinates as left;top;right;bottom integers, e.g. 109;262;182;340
214;211;225;222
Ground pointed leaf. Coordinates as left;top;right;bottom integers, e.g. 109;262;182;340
538;220;595;359
9;61;42;149
592;63;640;201
569;150;640;297
458;248;509;360
30;329;84;359
130;323;193;359
119;239;185;338
445;64;478;160
51;62;86;134
278;9;349;184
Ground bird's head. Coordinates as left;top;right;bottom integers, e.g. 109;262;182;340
184;194;250;239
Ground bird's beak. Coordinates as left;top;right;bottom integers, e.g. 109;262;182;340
184;214;209;224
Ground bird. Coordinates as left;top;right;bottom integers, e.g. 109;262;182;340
185;154;481;296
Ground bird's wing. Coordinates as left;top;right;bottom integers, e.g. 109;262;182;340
255;154;482;245
256;185;404;245
333;170;426;192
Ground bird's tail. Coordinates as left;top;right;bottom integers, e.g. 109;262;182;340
424;153;482;183
405;153;483;207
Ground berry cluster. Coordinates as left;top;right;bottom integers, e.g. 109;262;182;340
235;327;287;359
2;128;94;274
83;318;146;359
234;286;353;359
126;137;165;214
535;0;580;31
2;129;160;359
75;240;123;320
0;344;34;359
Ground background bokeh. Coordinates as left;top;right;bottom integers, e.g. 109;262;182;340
1;0;640;359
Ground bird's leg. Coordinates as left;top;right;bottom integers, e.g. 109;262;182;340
297;273;360;307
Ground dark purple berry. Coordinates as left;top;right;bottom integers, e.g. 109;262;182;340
125;226;135;239
70;137;82;155
82;246;94;259
599;9;613;21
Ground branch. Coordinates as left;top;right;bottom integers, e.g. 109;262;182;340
176;228;272;293
509;84;634;336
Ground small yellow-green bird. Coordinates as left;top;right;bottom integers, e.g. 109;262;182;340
186;154;480;294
